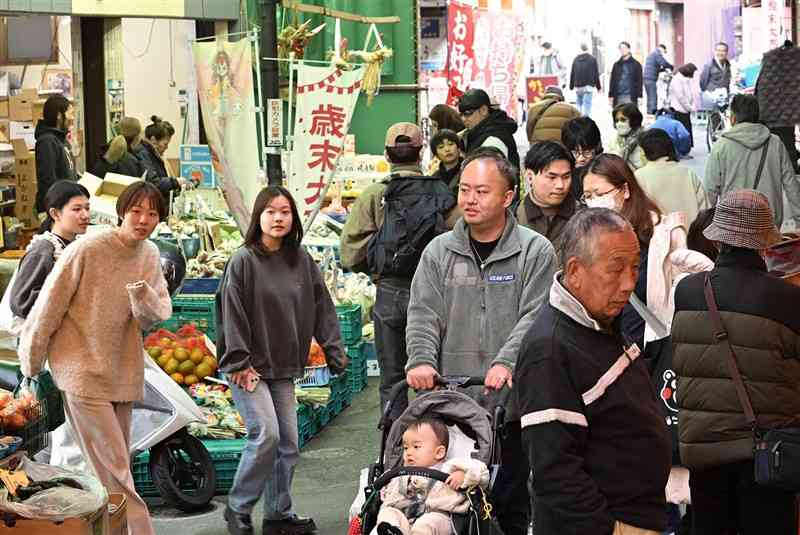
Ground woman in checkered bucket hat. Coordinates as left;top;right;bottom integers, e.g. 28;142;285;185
703;189;781;250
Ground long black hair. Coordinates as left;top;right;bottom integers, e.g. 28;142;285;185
244;186;303;262
40;181;90;233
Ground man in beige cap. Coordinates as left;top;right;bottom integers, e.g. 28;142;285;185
671;189;800;534
340;122;456;420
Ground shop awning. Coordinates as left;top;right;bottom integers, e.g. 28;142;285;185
0;0;239;20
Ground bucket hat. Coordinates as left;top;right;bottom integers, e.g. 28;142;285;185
703;189;781;250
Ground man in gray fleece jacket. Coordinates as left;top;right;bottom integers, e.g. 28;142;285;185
405;149;557;535
704;94;800;228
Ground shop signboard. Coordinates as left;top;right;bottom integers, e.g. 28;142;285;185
266;98;283;147
445;2;525;119
762;0;785;52
526;75;559;107
179;144;215;189
289;64;365;220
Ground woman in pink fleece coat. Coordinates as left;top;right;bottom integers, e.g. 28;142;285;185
18;181;172;535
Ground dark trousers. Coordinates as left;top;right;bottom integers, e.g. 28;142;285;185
645;79;658;114
770;125;799;173
690;460;797;535
373;280;411;422
490;422;531;535
674;111;694;149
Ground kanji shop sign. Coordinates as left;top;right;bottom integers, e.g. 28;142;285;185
290;65;365;219
446;1;525;119
762;0;787;52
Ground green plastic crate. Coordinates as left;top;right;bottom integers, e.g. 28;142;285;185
336;304;362;345
346;341;366;374
156;294;217;341
348;367;368;394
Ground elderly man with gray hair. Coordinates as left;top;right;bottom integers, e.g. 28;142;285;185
515;208;671;535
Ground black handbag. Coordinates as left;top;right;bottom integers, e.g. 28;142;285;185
704;274;800;491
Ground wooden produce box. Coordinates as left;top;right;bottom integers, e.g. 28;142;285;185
0;500;109;534
107;494;127;535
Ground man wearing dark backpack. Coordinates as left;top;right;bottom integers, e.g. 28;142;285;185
341;122;457;421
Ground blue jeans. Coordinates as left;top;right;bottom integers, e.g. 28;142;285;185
575;86;594;116
228;378;299;520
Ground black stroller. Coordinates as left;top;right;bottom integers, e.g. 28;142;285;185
351;376;507;535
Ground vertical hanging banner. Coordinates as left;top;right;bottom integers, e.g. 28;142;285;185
193;39;261;231
290;65;365;219
445;1;525;119
445;0;475;106
762;0;784;52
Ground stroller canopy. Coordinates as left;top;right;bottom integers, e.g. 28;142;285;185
384;389;493;470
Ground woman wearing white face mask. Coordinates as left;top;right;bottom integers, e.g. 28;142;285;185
608;103;645;170
582;154;712;349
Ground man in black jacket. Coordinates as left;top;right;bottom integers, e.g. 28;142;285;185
458;89;520;172
609;41;643;108
644;45;673;114
516;208;671;535
34;95;78;213
699;42;731;110
569;43;601;117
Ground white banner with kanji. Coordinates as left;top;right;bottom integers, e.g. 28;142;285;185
290;65;365;219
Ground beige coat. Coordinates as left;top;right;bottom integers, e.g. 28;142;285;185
635;158;708;224
380;457;489;516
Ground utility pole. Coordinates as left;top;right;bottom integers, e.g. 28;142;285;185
261;0;283;185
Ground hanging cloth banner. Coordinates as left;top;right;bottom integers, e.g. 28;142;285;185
446;1;525;119
290;64;365;218
193;38;261;231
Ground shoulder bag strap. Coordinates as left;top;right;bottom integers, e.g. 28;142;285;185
703;274;758;428
753;140;770;190
628;293;669;339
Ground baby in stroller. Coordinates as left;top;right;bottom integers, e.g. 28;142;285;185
375;417;489;535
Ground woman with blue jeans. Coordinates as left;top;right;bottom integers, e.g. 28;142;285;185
218;186;347;535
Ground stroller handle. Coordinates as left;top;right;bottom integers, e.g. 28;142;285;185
371;466;451;491
379;375;502;431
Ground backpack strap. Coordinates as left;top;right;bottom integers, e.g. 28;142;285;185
528;98;560;136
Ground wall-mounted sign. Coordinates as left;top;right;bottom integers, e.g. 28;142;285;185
266;98;283;147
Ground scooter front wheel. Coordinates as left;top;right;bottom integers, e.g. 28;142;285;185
149;431;217;512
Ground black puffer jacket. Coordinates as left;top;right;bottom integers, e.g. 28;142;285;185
34;123;77;213
671;248;800;470
463;109;520;171
91;144;146;179
135;141;180;201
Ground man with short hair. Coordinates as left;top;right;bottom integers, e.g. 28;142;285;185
340;122;455;420
569;43;602;117
704;94;800;228
609;41;643;108
644;44;673;114
406;148;557;535
516;208;671;535
525;86;581;145
536;41;567;85
458;88;521;172
561;116;603;199
700;42;732;109
518;141;578;263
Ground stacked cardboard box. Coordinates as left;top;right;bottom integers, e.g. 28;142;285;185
11;139;37;225
9;89;37;150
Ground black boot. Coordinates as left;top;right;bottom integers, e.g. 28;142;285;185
377;522;404;535
224;506;254;535
263;515;318;535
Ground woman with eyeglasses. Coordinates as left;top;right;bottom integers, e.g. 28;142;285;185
582;153;710;348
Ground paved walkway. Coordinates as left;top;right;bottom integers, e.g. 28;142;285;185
152;379;381;535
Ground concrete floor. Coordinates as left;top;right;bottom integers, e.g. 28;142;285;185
151;379;381;535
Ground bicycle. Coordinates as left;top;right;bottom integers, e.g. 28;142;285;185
705;89;730;151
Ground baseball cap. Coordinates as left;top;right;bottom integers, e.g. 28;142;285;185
385;122;423;148
458;89;492;113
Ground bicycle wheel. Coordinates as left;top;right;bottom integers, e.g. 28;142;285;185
706;112;721;151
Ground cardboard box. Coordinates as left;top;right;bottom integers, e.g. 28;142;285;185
11;139;35;188
0;99;8;118
32;99;46;125
4;497;110;534
78;172;140;226
108;494;127;535
9;89;37;122
0;119;9;142
9;121;35;150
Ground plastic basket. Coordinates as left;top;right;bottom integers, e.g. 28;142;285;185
336;304;363;345
0;401;48;458
295;365;331;388
156;294;217;341
179;278;221;295
348;368;368;394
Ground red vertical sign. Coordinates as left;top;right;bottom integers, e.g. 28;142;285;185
446;1;476;106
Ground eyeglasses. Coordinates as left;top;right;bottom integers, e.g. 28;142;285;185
571;149;595;160
460;109;477;118
581;187;618;202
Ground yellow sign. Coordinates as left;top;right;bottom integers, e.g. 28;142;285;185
72;0;184;18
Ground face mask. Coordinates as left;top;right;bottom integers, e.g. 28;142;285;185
616;122;631;136
585;192;617;210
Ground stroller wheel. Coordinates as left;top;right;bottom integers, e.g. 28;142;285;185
150;431;217;512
